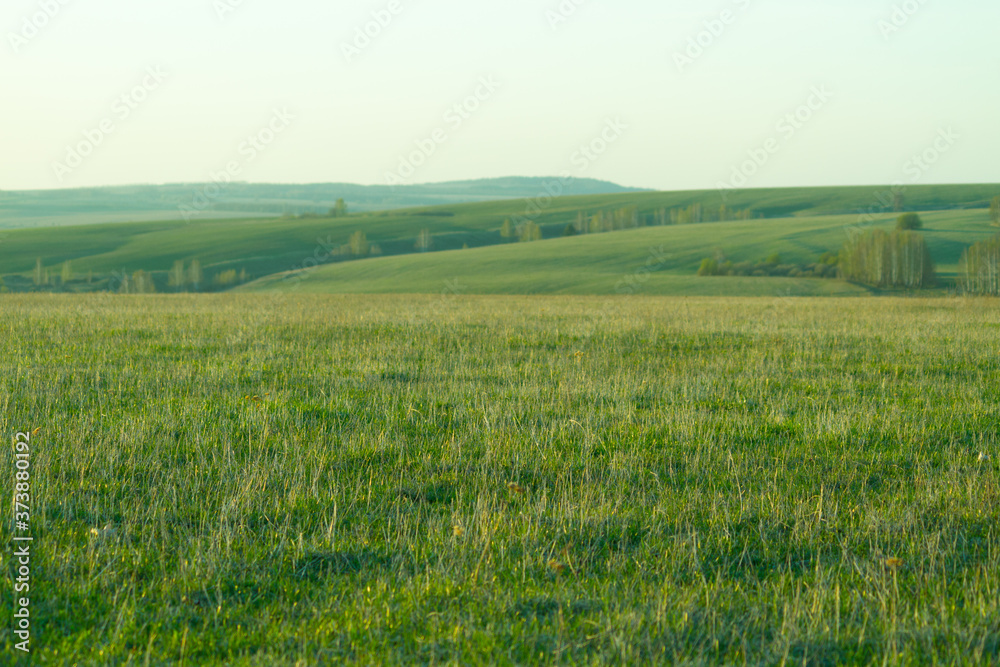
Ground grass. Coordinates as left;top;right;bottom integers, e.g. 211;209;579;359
1;294;998;664
244;209;998;296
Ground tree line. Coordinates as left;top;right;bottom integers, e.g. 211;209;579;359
961;237;1000;295
696;214;941;290
839;228;937;289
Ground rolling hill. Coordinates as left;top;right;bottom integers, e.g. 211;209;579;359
1;183;998;296
241;209;997;297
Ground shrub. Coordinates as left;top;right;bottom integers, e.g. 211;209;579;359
896;213;923;230
697;258;719;276
213;269;238;287
697;256;840;280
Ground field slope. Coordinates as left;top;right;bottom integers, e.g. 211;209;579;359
3;184;998;295
244;209;998;297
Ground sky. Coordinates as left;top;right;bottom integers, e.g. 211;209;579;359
1;0;998;192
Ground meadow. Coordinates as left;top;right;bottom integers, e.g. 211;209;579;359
2;294;998;665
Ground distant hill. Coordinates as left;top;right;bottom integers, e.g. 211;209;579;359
0;177;646;230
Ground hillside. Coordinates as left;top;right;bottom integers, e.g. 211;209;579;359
1;184;998;295
240;209;996;297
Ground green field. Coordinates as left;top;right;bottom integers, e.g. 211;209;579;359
2;184;998;296
244;209;997;297
2;295;998;664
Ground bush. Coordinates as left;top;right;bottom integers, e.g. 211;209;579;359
896;213;923;230
696;255;840;280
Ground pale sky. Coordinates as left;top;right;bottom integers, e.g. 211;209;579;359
2;0;998;191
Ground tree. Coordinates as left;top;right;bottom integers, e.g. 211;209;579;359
500;219;516;240
562;223;578;237
961;237;1000;295
329;198;348;217
893;190;906;213
415;229;433;252
840;229;937;288
588;213;603;234
350;230;370;257
138;270;157;293
123;270;156;294
168;260;186;290
189;259;203;291
896;212;923;230
519;221;542;242
990;197;1000;226
33;258;45;286
61;261;73;284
